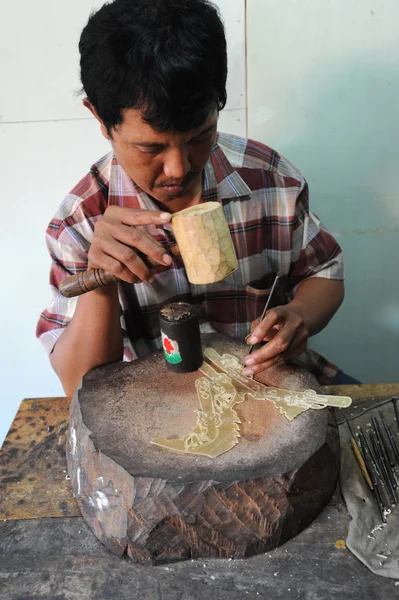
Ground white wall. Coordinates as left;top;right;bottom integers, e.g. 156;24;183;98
0;0;246;446
247;0;399;383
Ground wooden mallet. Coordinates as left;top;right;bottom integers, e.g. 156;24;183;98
59;202;238;298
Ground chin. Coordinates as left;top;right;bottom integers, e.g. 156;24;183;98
157;189;187;201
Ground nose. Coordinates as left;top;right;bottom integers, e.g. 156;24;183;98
163;148;191;180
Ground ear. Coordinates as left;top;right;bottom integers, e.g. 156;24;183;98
83;98;110;140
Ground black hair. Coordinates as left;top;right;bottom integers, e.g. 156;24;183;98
79;0;227;133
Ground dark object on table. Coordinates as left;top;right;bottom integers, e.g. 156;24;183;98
392;397;399;433
379;410;399;464
356;429;387;522
348;404;399;518
345;418;372;490
159;302;203;373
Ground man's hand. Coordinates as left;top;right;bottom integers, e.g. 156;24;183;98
88;206;173;283
243;278;345;376
243;305;309;376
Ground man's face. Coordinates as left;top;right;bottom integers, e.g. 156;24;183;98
98;107;218;212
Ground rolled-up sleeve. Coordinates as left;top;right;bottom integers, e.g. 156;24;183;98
289;180;344;290
36;232;88;355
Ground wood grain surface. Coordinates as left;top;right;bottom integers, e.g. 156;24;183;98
76;334;330;483
1;504;398;600
1;384;399;598
0;397;79;520
171;202;238;284
67;335;343;564
323;383;399;402
2;384;399;524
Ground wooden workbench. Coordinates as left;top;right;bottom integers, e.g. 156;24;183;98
1;384;399;599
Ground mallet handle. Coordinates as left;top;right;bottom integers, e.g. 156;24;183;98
59;243;180;298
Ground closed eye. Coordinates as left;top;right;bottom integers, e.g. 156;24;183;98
139;145;164;155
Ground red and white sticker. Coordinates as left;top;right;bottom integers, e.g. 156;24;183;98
161;331;182;364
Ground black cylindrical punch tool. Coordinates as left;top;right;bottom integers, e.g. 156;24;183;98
159;302;203;373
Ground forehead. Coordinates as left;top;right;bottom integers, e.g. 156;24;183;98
116;108;218;142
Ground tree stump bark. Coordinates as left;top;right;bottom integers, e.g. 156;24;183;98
67;334;340;565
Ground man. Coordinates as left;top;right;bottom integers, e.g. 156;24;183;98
37;0;346;398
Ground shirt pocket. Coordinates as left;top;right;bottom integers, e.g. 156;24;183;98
244;276;286;324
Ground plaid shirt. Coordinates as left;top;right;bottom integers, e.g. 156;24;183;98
37;133;344;383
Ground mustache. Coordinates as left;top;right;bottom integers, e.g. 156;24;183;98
155;172;198;188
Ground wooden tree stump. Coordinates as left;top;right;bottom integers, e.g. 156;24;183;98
67;334;340;565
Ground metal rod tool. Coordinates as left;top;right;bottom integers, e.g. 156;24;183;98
379;411;399;465
359;427;390;513
369;430;397;505
372;416;397;491
247;274;280;357
392;398;399;433
345;418;373;490
357;433;387;522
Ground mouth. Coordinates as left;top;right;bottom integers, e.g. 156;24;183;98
160;184;186;196
157;174;196;197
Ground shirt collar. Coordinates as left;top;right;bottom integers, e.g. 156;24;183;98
107;137;251;209
204;141;252;201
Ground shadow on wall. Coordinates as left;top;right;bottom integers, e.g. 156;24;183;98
264;60;399;382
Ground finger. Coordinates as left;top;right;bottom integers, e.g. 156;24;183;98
263;325;281;342
243;330;307;376
246;337;308;376
89;235;153;282
243;354;285;376
245;325;279;345
243;320;298;371
247;308;285;345
283;329;308;360
108;205;172;227
244;342;285;373
88;251;142;284
245;322;258;343
246;321;297;365
103;222;173;266
245;315;278;344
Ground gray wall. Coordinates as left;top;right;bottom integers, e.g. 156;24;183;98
247;0;399;382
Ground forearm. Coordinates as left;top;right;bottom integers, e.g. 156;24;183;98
50;284;123;397
288;277;345;337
